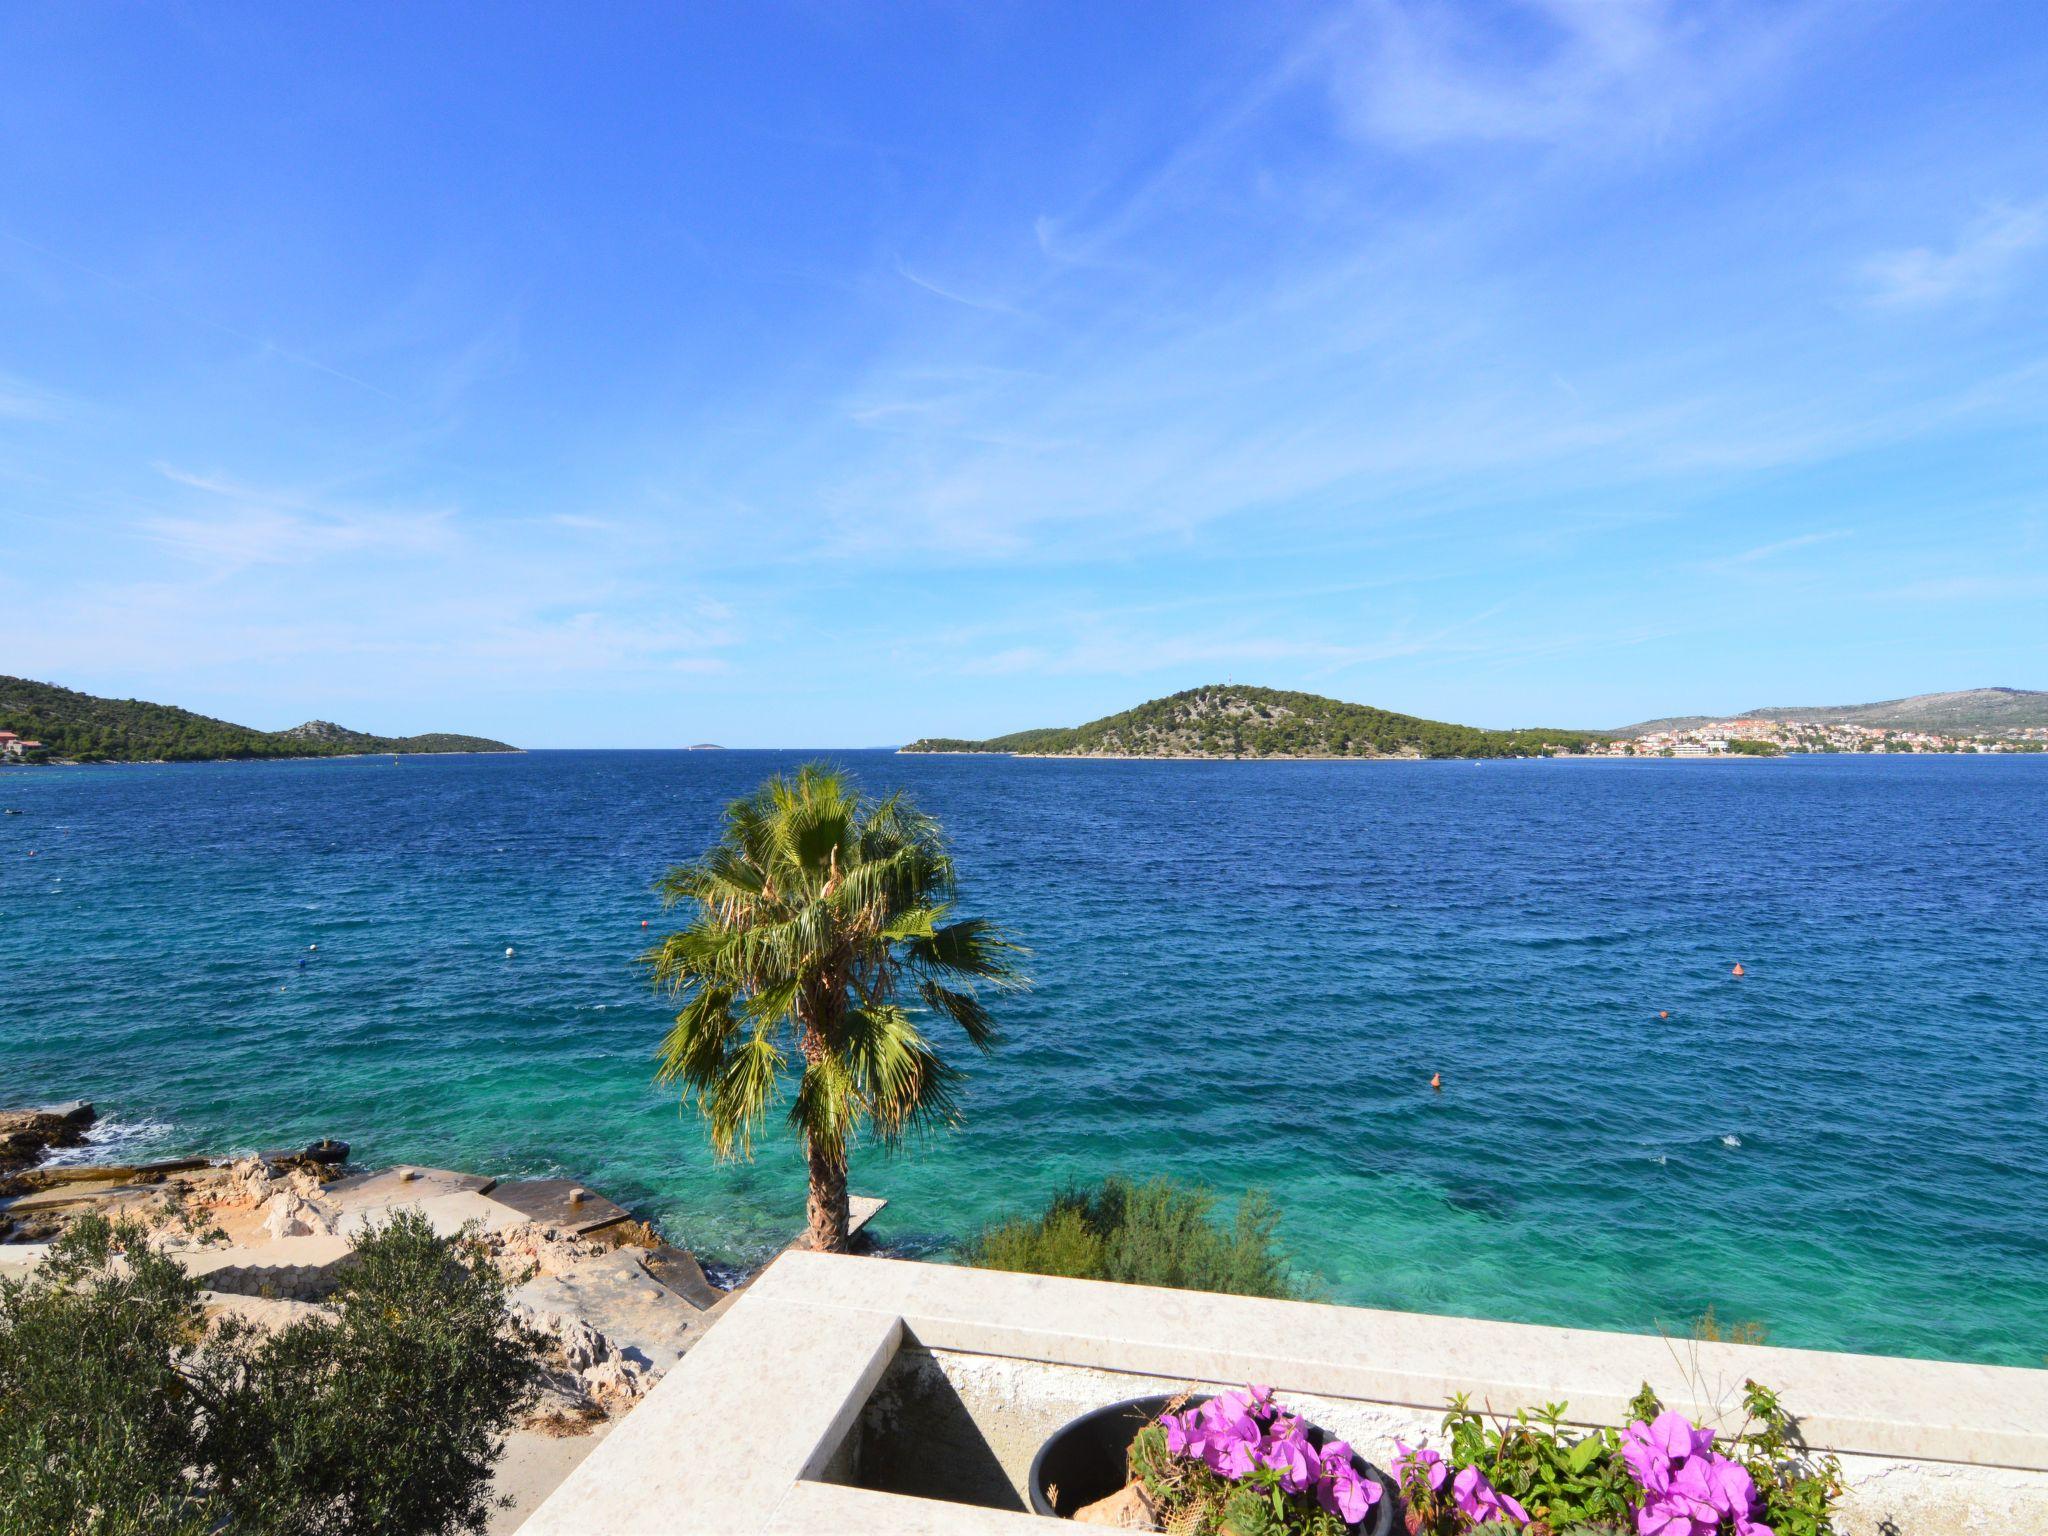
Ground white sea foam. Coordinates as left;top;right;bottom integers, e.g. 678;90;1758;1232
1721;1134;1742;1149
39;1115;177;1167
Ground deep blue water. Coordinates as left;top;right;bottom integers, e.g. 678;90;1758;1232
2;750;2044;1366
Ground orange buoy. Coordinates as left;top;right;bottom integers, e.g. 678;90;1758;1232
1430;1072;1442;1091
1658;1010;1668;1019
1731;963;1745;977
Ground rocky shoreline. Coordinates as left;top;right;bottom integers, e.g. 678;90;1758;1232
0;1101;738;1532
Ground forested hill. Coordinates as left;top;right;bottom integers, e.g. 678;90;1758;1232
0;676;518;763
902;685;1601;759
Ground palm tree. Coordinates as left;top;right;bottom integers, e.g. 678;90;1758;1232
641;764;1026;1254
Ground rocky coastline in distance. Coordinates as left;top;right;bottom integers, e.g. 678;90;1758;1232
903;683;2048;761
0;674;518;764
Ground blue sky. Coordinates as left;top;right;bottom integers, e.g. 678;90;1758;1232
4;2;2046;746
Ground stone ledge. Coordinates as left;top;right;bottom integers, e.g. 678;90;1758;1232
523;1252;2048;1535
748;1253;2048;1473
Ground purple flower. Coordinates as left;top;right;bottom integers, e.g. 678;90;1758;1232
1314;1440;1381;1525
1704;1453;1761;1519
1258;1420;1319;1494
1621;1424;1673;1495
1621;1411;1777;1536
1635;1495;1715;1536
1451;1464;1530;1526
1390;1440;1447;1493
1232;1383;1278;1422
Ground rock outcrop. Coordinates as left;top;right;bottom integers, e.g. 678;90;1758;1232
512;1301;654;1416
0;1101;95;1177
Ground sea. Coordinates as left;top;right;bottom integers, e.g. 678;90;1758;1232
2;749;2043;1367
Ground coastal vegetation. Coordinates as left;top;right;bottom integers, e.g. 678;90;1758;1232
1390;1383;1841;1536
1128;1385;1381;1533
0;674;517;762
0;1210;543;1536
641;763;1026;1253
964;1176;1301;1300
902;685;1602;759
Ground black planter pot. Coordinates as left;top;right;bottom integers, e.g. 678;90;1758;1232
1027;1393;1399;1535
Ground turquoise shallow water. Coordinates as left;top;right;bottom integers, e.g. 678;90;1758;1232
2;750;2044;1366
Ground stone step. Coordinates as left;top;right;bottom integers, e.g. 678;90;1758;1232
181;1235;356;1300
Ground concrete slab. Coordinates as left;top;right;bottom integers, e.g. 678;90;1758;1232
332;1188;526;1240
490;1179;632;1236
324;1165;496;1205
1;1181;159;1214
487;1421;616;1536
509;1247;710;1375
641;1244;723;1311
0;1242;53;1275
847;1195;887;1238
521;1296;903;1536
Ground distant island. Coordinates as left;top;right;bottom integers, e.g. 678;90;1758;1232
903;683;2048;762
1610;687;2048;738
901;685;1601;759
0;675;519;764
686;743;726;751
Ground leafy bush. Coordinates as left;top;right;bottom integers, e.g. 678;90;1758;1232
0;1215;225;1535
963;1176;1303;1299
0;1210;543;1536
1126;1386;1380;1534
1393;1381;1842;1535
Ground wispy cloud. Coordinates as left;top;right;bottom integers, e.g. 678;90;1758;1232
1324;0;1815;152
461;608;736;675
1860;202;2048;309
0;369;68;422
894;262;1033;319
138;465;455;573
1718;529;1850;566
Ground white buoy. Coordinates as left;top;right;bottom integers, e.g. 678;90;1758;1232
309;944;318;951
505;946;515;958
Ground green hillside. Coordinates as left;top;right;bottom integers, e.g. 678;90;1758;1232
1612;687;2048;738
0;676;518;763
903;685;1601;760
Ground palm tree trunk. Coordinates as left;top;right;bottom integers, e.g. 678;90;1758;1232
805;1138;850;1253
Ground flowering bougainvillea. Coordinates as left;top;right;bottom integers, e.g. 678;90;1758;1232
1391;1443;1531;1527
1386;1383;1841;1536
1129;1385;1385;1533
1620;1411;1772;1536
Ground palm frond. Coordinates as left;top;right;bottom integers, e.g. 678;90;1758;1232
707;1031;787;1159
904;916;1029;986
918;979;1000;1050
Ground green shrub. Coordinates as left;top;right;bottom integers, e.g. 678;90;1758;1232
1407;1382;1842;1536
0;1214;226;1535
962;1176;1303;1299
0;1210;544;1536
